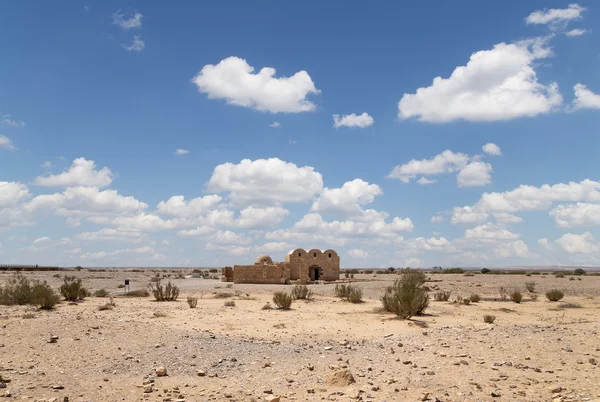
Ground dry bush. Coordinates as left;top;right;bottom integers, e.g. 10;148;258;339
32;281;60;310
213;292;234;298
433;291;451;301
462;298;471;306
124;289;150;297
463;272;474;277
499;286;508;301
60;276;87;301
148;280;179;301
546;289;564;302
483;314;496;324
381;269;429;319
559;302;582;309
510;291;523;303
153;311;167;318
334;284;351;299
347;286;363;303
555;272;565;278
261;302;272;310
525;281;536;293
224;300;236;307
187;296;198;308
273;291;293;310
225;284;233;289
291;284;313;300
94;289;109;297
0;273;59;310
470;294;481;303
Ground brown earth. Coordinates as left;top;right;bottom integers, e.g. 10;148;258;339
0;270;599;401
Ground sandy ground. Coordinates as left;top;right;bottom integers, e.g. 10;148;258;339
1;270;599;401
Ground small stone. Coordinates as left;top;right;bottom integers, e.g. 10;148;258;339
155;367;167;377
426;370;435;375
589;358;598;365
52;385;64;390
491;391;501;397
197;370;206;377
264;396;280;402
326;369;356;387
548;386;562;393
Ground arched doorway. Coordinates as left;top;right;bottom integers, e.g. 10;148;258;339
309;265;321;281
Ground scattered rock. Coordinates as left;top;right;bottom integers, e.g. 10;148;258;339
155;367;167;377
326;369;356;387
264;396;280;402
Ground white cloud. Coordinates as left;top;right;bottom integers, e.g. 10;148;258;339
156;195;222;218
269;122;280;128
311;179;382;216
493;212;523;225
555;232;600;254
565;28;589;37
456;161;492;187
1;114;26;127
388;150;469;183
450;206;488;225
236;206;289;229
493;240;530;258
113;11;143;30
538;238;552;250
112;213;179;232
431;215;444;223
33;236;51;245
464;222;520;241
80;246;156;260
0;135;16;151
34;157;113;188
255;242;292;254
77;228;142;242
398;39;561;122
482;143;502;156
174;149;190;155
205;243;250;256
417;177;437;185
122;35;145;52
348;249;369;258
332;113;374;128
177;225;216;237
207;158;323;207
41;161;53;169
526;4;585;28
211;230;251;245
572;84;600;110
0;182;30;208
192;56;320;113
550;203;600;227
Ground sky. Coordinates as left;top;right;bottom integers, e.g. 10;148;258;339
1;1;600;268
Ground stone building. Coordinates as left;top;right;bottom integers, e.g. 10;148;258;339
223;248;340;284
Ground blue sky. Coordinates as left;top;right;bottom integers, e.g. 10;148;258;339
1;1;600;268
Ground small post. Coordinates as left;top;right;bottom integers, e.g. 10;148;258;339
124;279;130;294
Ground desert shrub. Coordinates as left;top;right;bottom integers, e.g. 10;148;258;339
209;268;218;273
480;268;490;274
273;291;293;310
462;298;471;305
117;284;125;288
0;272;33;305
483;314;496;324
559;302;582;309
291;284;313;300
187;296;198;308
444;268;464;274
381;269;429;319
510;291;523;303
225;284;233;289
530;293;539;301
463;272;474;277
554;272;565;278
499;286;508;301
60;276;87;301
94;289;109;298
569;277;575;281
546;289;564;302
224;300;236;307
434;291;451;301
334;284;351;299
124;289;150;297
148;280;179;301
573;268;585;276
525;281;536;293
261;302;272;310
344;272;350;278
31;281;60;310
347;286;363;303
363;269;374;274
350;273;354;278
470;294;481;303
213;292;234;298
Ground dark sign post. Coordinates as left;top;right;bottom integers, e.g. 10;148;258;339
124;279;130;294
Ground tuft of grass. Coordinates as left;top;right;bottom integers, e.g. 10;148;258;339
273;291;293;310
469;294;481;303
546;289;564;302
334;284;363;303
291;284;313;300
187;296;198;308
347;286;363;303
483;314;496;324
510;291;523;304
433;291;451;301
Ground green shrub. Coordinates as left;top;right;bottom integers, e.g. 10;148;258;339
94;289;109;298
381;269;429;319
187;296;198;308
573;268;585;276
291;284;313;300
32;281;60;310
273;291;293;310
363;269;374;274
148;280;179;301
525;281;536;293
480;268;490;274
0;272;33;305
546;289;564;302
334;284;351;299
59;276;87;301
469;294;481;303
483;314;496;324
443;268;465;274
510;291;523;303
434;291;451;301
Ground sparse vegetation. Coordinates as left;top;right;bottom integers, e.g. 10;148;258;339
334;283;363;303
94;289;109;298
32;281;60;310
480;268;490;274
60;276;87;301
224;300;236;307
470;294;481;303
510;290;523;303
381;269;429;319
433;290;451;301
148;280;179;301
499;286;508;301
347;286;363;303
443;268;464;274
546;289;564;302
555;272;565;278
273;291;293;310
483;314;496;324
291;284;313;300
462;298;471;306
573;268;585;276
525;281;536;293
559;302;582;309
123;289;150;297
261;302;272;310
187;296;198;308
0;273;60;310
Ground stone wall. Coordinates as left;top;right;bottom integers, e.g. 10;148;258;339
232;263;290;284
221;266;233;282
286;248;340;282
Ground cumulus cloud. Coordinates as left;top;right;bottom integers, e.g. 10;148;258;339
255;242;292;254
550;203;600;227
192;56;320;113
156;195;222;218
34;158;113;188
482;143;502;156
236;206;289;229
269;122;280;127
417;177;437;185
572;84;600;110
113;11;143;30
122;35;145;52
77;228;142;242
526;4;585;29
332;113;374;128
555;232;599;254
311;179;382;216
456;161;492;187
450;206;489;225
174;149;190;155
0;182;30;208
348;249;369;258
565;28;589;37
398;38;561;122
207;158;323;207
388;150;470;183
463;223;520;241
0;135;16;151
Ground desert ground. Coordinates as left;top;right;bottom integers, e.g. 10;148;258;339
1;269;599;402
